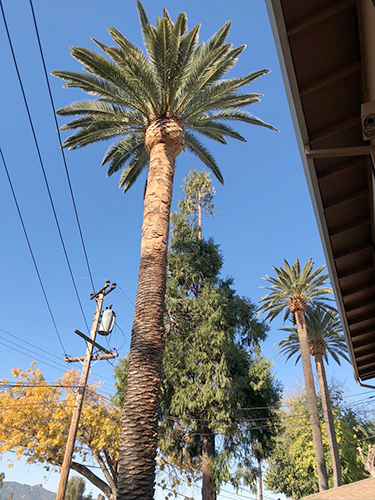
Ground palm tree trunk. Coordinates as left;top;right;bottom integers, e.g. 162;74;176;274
314;353;342;487
117;132;181;499
257;457;263;500
202;425;216;500
294;310;328;491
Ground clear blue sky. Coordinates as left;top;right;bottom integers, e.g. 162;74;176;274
0;0;370;498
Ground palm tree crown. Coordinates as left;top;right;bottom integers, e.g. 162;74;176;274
259;258;332;320
53;1;276;192
277;306;350;366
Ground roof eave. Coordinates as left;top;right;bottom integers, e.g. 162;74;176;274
265;0;361;383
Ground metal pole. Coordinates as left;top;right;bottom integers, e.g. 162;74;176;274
56;283;112;500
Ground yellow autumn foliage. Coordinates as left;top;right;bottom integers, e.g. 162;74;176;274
0;364;120;469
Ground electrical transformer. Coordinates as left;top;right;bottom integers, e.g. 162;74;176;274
98;306;116;336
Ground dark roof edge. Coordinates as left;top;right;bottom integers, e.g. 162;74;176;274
265;0;362;384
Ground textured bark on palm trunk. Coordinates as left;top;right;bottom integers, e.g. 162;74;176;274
202;425;216;500
117;119;184;500
314;352;342;487
294;309;328;491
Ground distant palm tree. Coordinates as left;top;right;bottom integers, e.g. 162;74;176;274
54;3;276;498
278;306;350;487
259;259;332;491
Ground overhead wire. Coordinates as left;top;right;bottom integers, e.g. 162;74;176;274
0;335;69;371
0;147;67;354
0;401;69;410
0;343;73;375
114;320;128;351
117;284;135;307
0;383;79;388
27;0;95;294
220;488;275;500
0;327;116;390
0;0;90;333
0;339;70;374
174;476;276;500
0;327;63;362
0;322;373;420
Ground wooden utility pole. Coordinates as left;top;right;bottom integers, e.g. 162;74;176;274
56;281;117;500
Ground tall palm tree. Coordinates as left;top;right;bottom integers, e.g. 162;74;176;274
53;4;276;498
277;306;349;488
259;259;332;492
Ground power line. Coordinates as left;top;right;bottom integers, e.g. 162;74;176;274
114;320;128;351
0;401;69;410
0;383;79;388
0;0;90;332
0;147;67;354
0;326;372;422
0;380;117;411
0;334;69;370
161;486;193;499
0;327;117;388
117;284;135;307
27;0;95;294
0;327;64;362
0;327;116;390
220;486;277;500
0;339;69;373
0;328;113;382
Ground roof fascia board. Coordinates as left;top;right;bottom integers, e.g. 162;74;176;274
265;0;360;381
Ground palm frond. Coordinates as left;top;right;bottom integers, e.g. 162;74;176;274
137;0;156;60
53;71;129;104
104;27;161;109
259;259;334;323
69;46;152;115
61;123;129;150
119;150;149;192
189;128;227;144
103;136;145;177
174;21;232;112
184;132;223;183
187;121;246;142
55;3;276;194
275;305;349;367
180;70;269;118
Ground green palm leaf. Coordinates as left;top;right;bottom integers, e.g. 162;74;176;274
55;2;276;192
187;121;246;142
184;132;223;183
119;150;149;192
259;259;333;320
276;306;350;366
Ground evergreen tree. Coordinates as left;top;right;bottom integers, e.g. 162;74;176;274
54;4;276;496
65;476;95;500
66;476;86;500
159;171;281;499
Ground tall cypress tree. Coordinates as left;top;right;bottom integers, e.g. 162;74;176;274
159;171;281;499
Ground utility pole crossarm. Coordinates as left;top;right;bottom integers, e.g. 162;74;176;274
73;329;111;354
65;350;118;363
56;281;117;500
90;281;117;300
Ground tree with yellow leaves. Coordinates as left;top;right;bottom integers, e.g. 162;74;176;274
0;363;119;500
